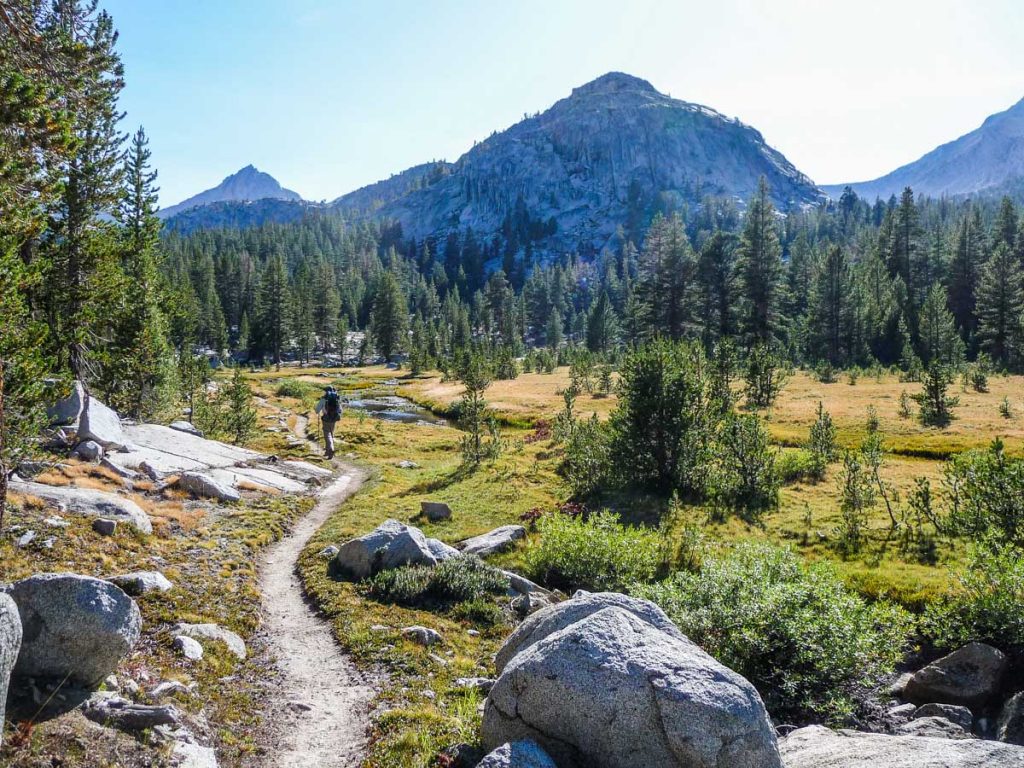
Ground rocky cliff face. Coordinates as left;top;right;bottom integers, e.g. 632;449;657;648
158;164;303;220
823;97;1024;200
337;72;823;253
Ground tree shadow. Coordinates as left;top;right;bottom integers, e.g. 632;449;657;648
400;462;475;495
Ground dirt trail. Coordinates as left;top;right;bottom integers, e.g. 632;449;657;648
259;427;376;766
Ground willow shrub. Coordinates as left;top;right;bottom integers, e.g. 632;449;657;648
527;511;661;593
635;543;913;723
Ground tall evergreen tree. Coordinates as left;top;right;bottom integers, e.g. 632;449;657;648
636;212;695;339
808;245;853;365
696;230;737;347
917;283;964;367
369;269;408;361
737;177;784;345
976;244;1024;368
258;252;290;368
946;206;986;347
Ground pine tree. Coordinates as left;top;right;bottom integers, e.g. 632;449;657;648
737;177;784;345
259;252;291;369
976;244;1024;368
38;0;126;379
369;269;408;361
696;230;737;347
101;126;176;418
808;245;852;365
636;212;694;339
586;291;619;354
947;206;986;346
890;187;924;307
917;283;964;367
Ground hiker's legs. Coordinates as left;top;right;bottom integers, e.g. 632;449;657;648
322;418;337;457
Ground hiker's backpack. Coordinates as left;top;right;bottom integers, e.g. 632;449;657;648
324;390;341;420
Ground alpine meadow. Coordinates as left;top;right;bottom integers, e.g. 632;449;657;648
5;3;1024;768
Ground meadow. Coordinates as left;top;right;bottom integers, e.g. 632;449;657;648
252;362;1024;765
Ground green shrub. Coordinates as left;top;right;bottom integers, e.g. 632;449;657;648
527;511;661;592
561;414;610;498
709;413;779;522
945;438;1024;548
807;402;837;479
635;544;913;722
362;555;508;608
450;597;506;627
777;448;815;484
925;545;1024;651
274;379;321;400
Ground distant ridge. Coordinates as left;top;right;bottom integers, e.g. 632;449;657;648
822;97;1024;200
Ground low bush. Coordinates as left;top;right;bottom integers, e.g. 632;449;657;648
776;448;815;484
449;597;506;627
634;543;913;723
925;545;1024;651
527;511;661;592
274;379;321;400
362;555;508;608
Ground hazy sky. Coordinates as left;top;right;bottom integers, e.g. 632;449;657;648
102;0;1024;207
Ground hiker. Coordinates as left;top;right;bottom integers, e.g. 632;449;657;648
314;385;342;458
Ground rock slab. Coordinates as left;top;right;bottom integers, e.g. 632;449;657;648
483;606;782;768
172;623;246;660
9;480;152;534
459;525;527;557
4;573;141;687
781;724;1024;767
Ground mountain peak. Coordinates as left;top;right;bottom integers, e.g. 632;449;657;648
158;165;302;220
571;72;658;98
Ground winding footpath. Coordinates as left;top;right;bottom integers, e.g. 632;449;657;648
258;415;376;767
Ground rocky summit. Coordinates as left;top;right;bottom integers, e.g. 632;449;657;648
334;72;824;254
158;164;304;220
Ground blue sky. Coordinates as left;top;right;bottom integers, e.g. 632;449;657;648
103;0;1024;207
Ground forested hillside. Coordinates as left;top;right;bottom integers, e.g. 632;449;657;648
165;181;1024;378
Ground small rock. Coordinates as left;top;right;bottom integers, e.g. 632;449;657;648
319;545;340;559
896;716;975;739
397;460;419;469
15;530;36;547
172;623;246;660
172;741;219;768
173;636;204;661
169;421;204;438
914;703;973;730
92;518;117;536
477;740;557;768
332;519;457;580
886;702;917;719
370;624;391;632
104;674;120;691
151;681;190;699
287;701;313;713
72;439;104;462
420;500;452;522
402;626;441;646
177;472;240;503
888;671;914;698
454;677;495;694
44;517;69;528
101;458;140;481
997;690;1024;745
83;695;182;732
108;571;174;596
467;629;480;637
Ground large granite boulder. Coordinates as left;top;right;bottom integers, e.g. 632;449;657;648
495;590;689;673
459;525;527;557
4;574;142;687
47;381;86;426
8;480;152;534
78;395;126;450
780;725;1024;767
332;519;458;579
0;593;22;747
478;740;558;768
483;606;782;768
904;642;1009;710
